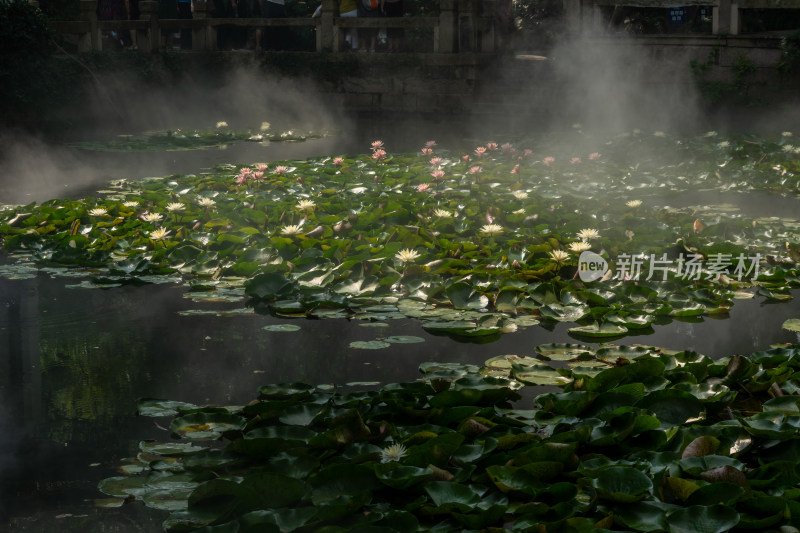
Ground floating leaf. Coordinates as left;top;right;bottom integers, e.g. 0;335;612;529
384;335;425;344
263;324;301;332
569;322;629;339
535;343;595;361
666;504;740;533
169;412;247;440
349;340;391;350
783;318;800;332
137;399;199;417
592;466;653;503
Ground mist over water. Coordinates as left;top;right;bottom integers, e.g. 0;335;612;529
1;33;800;531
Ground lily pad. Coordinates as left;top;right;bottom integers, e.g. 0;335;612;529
169;412;247;440
383;335;426;344
569;322;629;338
592;465;653;503
263;324;301;332
535;343;595;361
783;318;800;332
349;340;391;349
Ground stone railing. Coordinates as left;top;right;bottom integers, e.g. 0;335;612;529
564;0;800;35
49;0;497;53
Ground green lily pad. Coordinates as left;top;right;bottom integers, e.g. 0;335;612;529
169;412;247;440
511;363;572;386
666;504;740;533
569;322;629;338
384;335;426;344
349;340;391;349
592;465;653;503
263;324;301;332
137;398;199;417
783;318;800;332
535;343;595;361
138;441;205;456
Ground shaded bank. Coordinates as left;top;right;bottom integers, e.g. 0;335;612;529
4;35;800;140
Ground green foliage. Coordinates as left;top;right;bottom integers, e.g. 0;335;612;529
779;29;800;74
99;343;800;531
38;0;80;21
0;0;54;57
690;47;758;106
0;0;59;124
2;131;800;342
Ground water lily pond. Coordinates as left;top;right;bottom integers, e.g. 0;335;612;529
2;127;800;532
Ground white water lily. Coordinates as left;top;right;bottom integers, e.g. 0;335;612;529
549;249;570;263
717;141;730;148
149;228;170;240
568;241;591;253
626;200;642;208
216;121;228;128
88;208;108;216
380;443;408;463
395;248;421;263
296;199;316;211
783;144;796;153
782;131;792;137
166;202;186;212
512;191;529;200
197;197;216;208
481;224;504;236
280;224;304;236
123;200;139;208
433;208;453;218
577;228;600;241
141;213;163;223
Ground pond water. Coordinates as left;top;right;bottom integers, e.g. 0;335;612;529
2;133;800;531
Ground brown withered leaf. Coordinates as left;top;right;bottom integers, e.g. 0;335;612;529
681;435;720;458
427;464;455;482
700;465;749;490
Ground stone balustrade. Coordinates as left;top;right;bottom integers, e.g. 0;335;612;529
48;0;498;53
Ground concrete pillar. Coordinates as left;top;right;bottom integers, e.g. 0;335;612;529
79;0;100;52
713;0;739;35
458;0;476;52
730;3;740;35
479;0;496;52
318;0;336;52
563;0;581;34
192;1;214;51
438;0;457;53
138;0;159;53
580;0;599;34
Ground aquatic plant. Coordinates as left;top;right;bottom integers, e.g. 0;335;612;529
1;132;799;341
69;127;330;152
98;342;800;532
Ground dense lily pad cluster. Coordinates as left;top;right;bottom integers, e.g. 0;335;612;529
100;342;800;532
69;124;328;152
1;130;799;340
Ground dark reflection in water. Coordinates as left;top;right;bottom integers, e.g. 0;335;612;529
1;270;799;530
